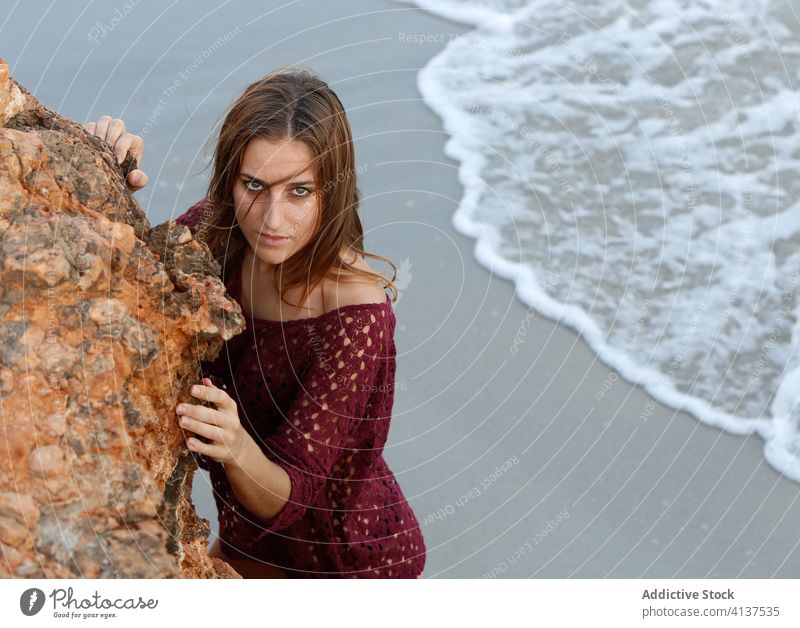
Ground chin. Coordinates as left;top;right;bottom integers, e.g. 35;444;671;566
252;243;290;262
253;248;280;260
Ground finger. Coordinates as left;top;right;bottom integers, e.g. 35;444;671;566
179;414;225;443
129;133;144;165
107;119;127;161
126;169;148;190
114;131;136;164
185;434;223;459
95;115;113;142
178;402;224;427
84;122;96;134
191;384;234;413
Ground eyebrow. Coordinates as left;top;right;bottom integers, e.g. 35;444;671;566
239;172;315;186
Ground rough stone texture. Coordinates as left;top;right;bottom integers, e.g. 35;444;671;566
0;61;24;127
0;58;245;578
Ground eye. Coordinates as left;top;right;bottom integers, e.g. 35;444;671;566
244;179;263;192
293;186;312;197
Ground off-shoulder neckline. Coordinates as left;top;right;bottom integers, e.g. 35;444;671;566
250;294;391;326
227;253;392;326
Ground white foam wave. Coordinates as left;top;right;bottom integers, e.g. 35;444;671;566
397;0;800;481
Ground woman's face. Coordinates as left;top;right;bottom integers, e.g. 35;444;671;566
233;137;320;269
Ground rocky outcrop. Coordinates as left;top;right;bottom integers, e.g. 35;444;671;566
0;58;245;578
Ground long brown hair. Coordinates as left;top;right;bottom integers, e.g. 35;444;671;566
195;65;398;310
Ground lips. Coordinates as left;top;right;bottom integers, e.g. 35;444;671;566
258;232;290;244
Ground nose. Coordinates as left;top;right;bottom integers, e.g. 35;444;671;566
260;196;285;231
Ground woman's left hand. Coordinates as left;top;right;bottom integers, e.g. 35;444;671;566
177;377;252;466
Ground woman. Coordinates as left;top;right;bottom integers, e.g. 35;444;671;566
85;66;426;578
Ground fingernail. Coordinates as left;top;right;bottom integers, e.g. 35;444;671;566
191;386;200;395
177;404;185;413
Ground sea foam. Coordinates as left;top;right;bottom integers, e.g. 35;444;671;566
396;0;800;482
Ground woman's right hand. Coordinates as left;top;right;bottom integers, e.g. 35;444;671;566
83;115;148;193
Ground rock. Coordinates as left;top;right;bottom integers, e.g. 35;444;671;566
0;60;24;125
0;58;245;579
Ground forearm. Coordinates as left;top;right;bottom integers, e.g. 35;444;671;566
223;436;292;522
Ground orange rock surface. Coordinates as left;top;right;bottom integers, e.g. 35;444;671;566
0;58;244;578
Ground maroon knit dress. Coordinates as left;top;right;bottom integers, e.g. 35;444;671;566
175;199;426;578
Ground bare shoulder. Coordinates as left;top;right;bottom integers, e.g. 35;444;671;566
322;252;387;312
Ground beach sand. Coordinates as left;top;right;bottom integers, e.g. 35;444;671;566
4;0;800;577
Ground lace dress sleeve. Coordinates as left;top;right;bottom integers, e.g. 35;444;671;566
253;303;390;537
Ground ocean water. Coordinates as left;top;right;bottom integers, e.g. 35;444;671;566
397;0;800;482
